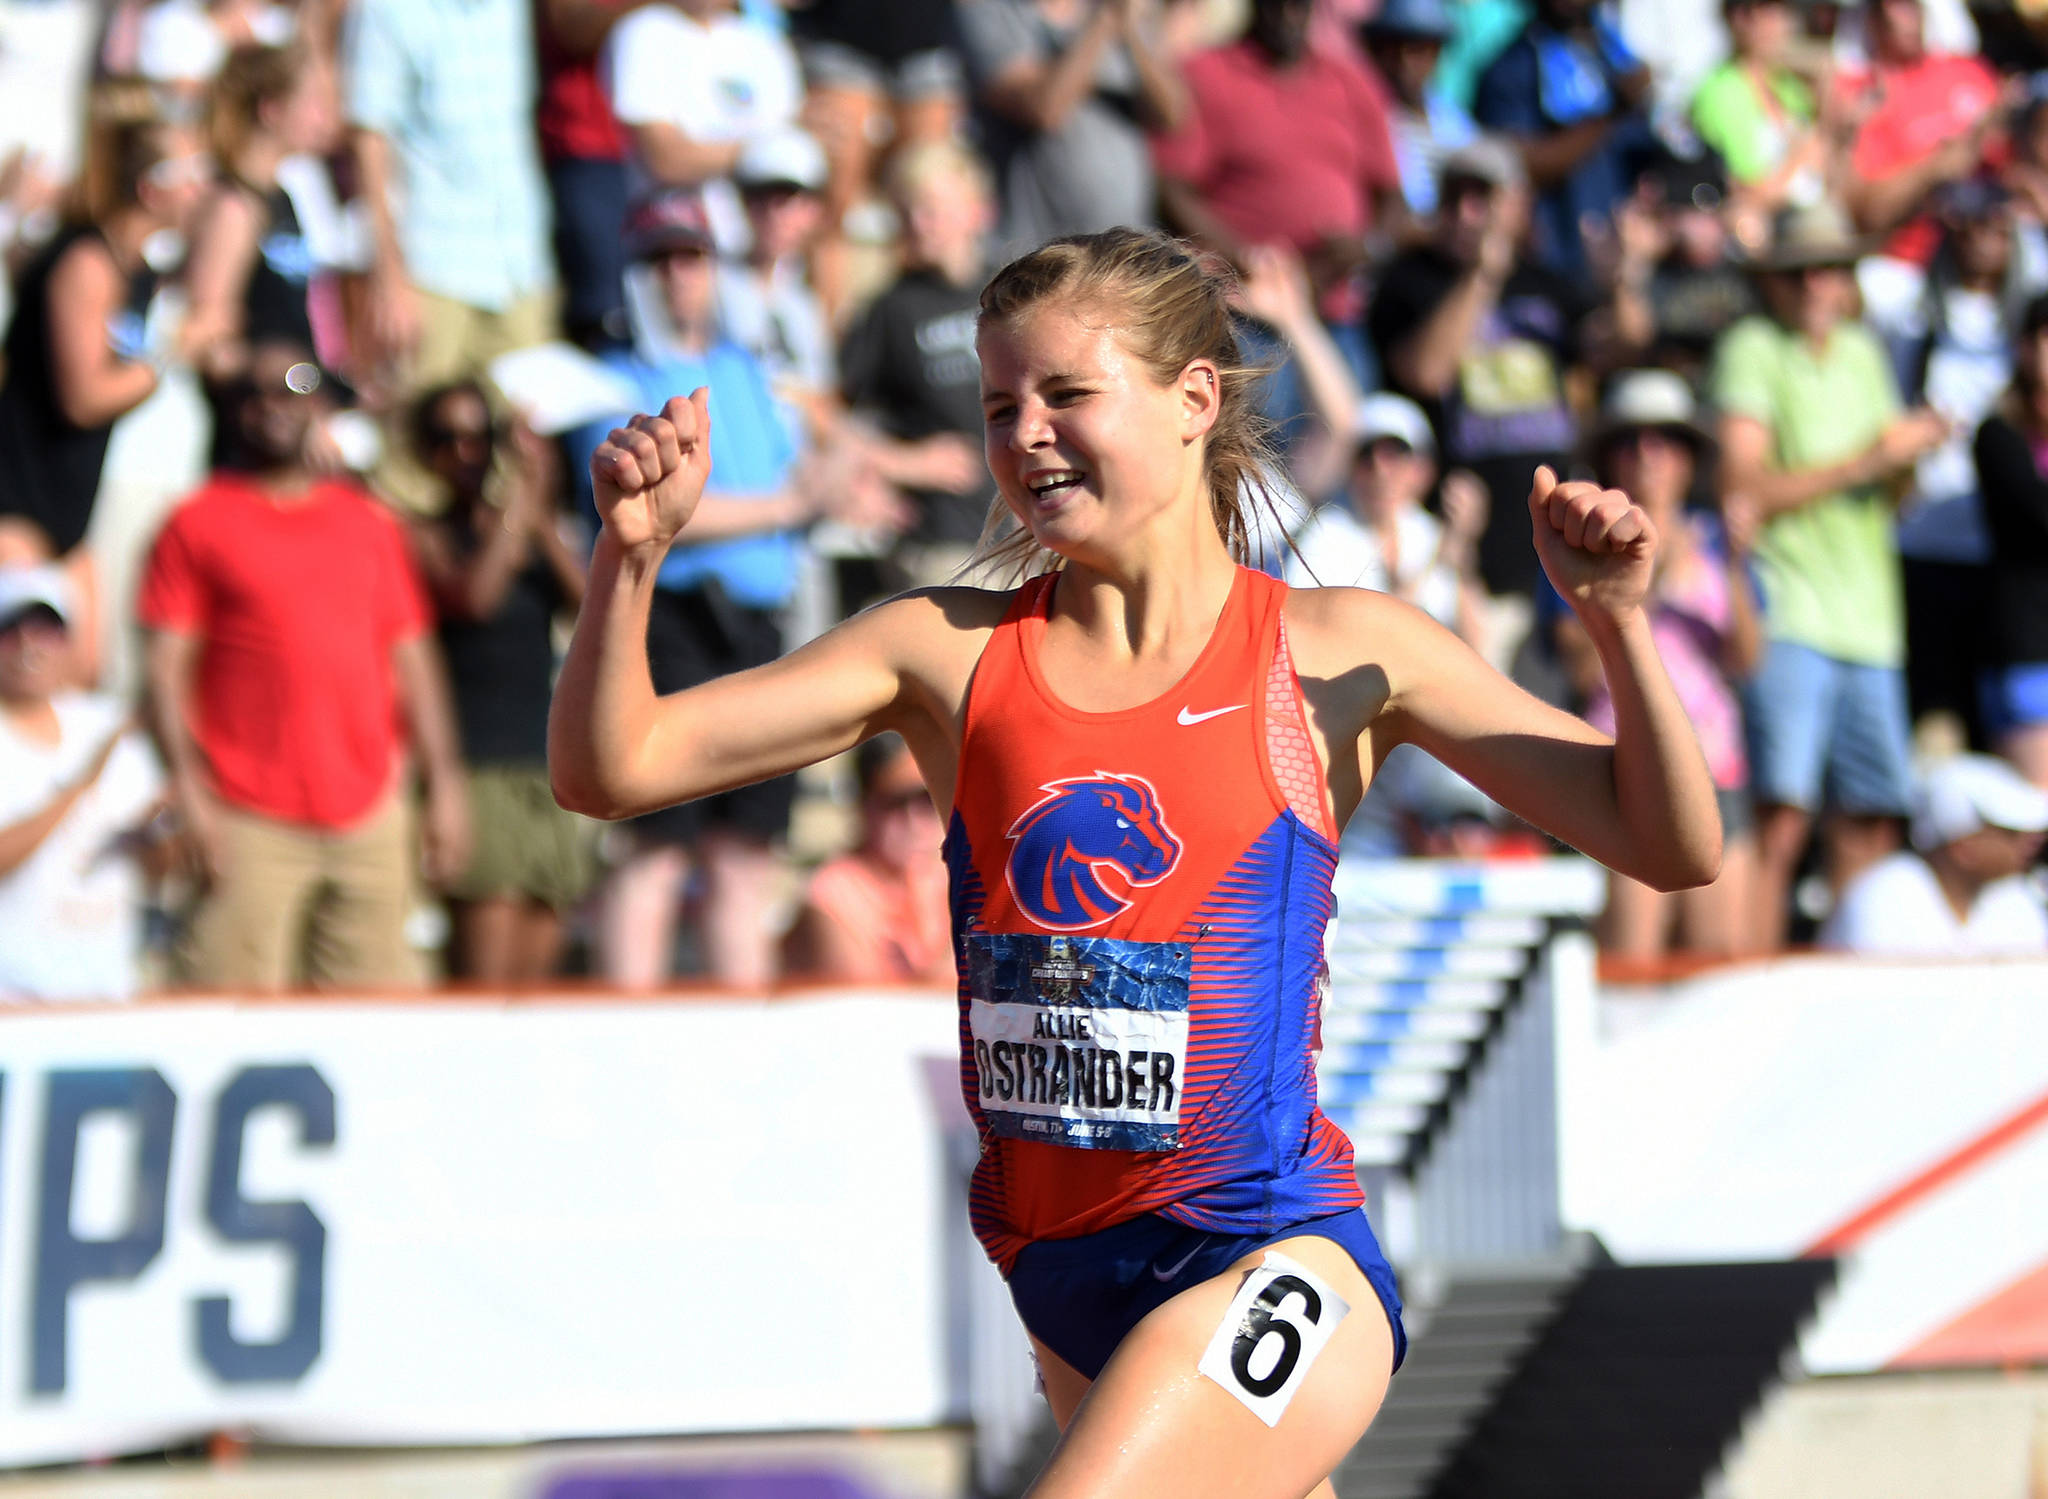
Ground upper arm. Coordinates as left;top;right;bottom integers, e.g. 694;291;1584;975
45;244;123;423
184;190;262;321
588;589;1000;820
1291;588;1620;853
1719;411;1773;485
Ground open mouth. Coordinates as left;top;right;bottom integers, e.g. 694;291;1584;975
1025;468;1086;501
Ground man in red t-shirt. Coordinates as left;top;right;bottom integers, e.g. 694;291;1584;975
1837;0;2001;266
1151;0;1402;325
141;340;470;990
537;0;633;348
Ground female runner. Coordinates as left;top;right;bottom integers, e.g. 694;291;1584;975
550;229;1720;1499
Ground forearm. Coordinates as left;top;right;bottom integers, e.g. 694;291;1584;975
537;520;589;610
1125;23;1189;131
1515;120;1612;189
393;636;466;786
684;490;813;541
1033;13;1119;132
1846;154;1950;234
1584;605;1722;889
58;357;158;429
351;129;405;275
634;123;743;186
1265;307;1365;498
144;639;209;797
0;789;81;878
1731;442;1894;518
446;521;531;620
1721;555;1763;676
1392;267;1502;396
549;535;667;816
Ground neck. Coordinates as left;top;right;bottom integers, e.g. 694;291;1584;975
927;245;983;287
1926;848;1986;921
0;694;59;740
1958;267;2002;294
246;463;316;497
235;137;286;187
1054;510;1241;659
100;207;157;268
671;320;713;357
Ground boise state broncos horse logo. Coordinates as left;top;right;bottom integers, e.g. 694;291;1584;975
1004;773;1183;930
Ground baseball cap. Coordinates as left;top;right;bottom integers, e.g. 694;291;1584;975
1353;392;1436;456
622;188;716;261
735;127;828;193
1364;0;1457;41
1911;754;2048;850
1439;136;1527;192
0;564;73;632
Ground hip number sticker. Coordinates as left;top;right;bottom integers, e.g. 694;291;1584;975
1197;1250;1350;1426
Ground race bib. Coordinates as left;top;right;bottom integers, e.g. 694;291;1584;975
965;933;1190;1152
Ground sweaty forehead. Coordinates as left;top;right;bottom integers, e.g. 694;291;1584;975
977;303;1134;386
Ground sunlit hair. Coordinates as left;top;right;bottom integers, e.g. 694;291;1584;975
887;137;992;206
210;43;310;166
968;228;1285;583
76;90;189;225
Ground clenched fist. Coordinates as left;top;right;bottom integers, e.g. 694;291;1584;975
591;388;713;554
1528;464;1657;624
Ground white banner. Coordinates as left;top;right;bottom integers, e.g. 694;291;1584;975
0;995;970;1468
1566;958;2048;1372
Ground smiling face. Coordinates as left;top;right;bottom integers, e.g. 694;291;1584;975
977;304;1217;566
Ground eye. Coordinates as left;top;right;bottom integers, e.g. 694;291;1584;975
1116;818;1129;829
1049;387;1089;406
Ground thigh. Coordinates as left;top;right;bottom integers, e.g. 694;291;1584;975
1029;1234;1395;1499
1743;638;1837;813
183;807;323;991
307;791;420;989
1825;662;1916;817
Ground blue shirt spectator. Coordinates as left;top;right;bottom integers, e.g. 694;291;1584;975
1474;0;1651;276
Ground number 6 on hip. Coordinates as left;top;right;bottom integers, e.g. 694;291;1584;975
1197;1250;1350;1426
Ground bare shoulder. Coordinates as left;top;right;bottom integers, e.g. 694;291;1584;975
839;583;1018;713
1281;583;1445;691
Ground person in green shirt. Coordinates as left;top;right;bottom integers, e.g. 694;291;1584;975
1712;199;1948;948
1690;0;1832;214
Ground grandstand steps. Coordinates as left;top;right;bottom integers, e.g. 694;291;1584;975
1333;1244;1595;1499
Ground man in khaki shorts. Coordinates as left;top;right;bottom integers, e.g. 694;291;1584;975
141;339;470;990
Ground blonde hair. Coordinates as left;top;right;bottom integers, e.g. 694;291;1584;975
210;43;310;167
967;228;1284;583
887;137;993;206
76;89;189;225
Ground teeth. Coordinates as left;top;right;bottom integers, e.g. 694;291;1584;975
1028;471;1081;493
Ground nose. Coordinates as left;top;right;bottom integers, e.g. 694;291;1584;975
1007;397;1055;453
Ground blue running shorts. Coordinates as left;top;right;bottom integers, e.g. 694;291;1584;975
1006;1208;1407;1381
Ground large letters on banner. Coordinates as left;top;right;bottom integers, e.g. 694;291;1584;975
10;1064;333;1397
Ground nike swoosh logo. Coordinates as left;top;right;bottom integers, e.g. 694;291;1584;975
1177;704;1246;726
1151;1242;1207;1281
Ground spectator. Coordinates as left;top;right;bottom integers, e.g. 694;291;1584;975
1472;0;1655;278
719;127;837;423
1970;293;2048;789
1712;200;1947;948
1153;0;1399;344
1834;0;2000;268
603;0;804;256
1360;0;1479;218
569;189;883;989
0;565;166;1001
1690;0;1832;216
958;0;1188;262
1872;180;2040;745
536;0;635;351
0;113;210;676
1369;139;1596;602
1557;372;1763;956
1230;241;1375;504
1820;752;2048;953
345;0;556;426
1601;153;1760;384
182;42;337;384
409;383;591;984
840;140;999;586
140;338;470;990
781;733;951;985
1286;393;1490;638
788;0;963;319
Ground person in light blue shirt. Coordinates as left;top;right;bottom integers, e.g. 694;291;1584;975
566;187;823;993
1361;0;1481;216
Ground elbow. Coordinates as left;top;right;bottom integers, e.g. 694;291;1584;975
1643;826;1724;893
548;762;621;820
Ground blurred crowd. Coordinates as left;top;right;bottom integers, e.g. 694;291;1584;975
1;0;2045;1001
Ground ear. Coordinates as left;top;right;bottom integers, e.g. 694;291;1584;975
1179;358;1223;443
